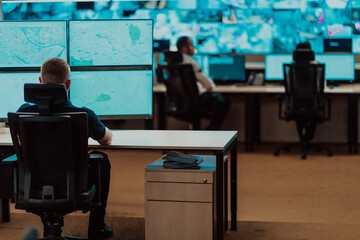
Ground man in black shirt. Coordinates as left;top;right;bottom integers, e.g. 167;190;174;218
18;58;113;239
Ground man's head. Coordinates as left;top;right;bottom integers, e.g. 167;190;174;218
40;58;71;91
176;36;196;56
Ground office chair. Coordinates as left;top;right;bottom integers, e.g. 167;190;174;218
6;83;103;239
157;51;211;130
274;62;333;159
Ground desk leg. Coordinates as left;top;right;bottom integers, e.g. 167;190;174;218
216;152;224;240
0;199;10;222
224;158;228;231
230;143;237;231
245;94;260;152
348;95;358;154
158;93;166;130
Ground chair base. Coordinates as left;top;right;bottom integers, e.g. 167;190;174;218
274;141;333;159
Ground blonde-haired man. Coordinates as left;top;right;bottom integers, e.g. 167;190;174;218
18;58;113;239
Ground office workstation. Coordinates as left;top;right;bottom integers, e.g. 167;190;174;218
2;1;360;240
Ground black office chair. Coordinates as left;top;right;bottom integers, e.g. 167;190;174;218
6;83;103;239
274;62;333;159
157;51;211;130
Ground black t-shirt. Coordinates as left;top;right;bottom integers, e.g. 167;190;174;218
17;101;106;141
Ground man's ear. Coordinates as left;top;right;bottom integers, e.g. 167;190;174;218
39;76;42;83
65;79;71;89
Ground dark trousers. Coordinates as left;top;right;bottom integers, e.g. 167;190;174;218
198;93;230;130
88;151;111;229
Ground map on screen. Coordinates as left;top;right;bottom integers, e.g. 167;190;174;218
0;21;67;68
0;72;39;119
69;20;153;66
70;70;153;117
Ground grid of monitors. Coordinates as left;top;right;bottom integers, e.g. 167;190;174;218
265;53;355;82
69;20;153;67
0;72;39;119
69;70;153;118
0;21;67;68
5;1;360;54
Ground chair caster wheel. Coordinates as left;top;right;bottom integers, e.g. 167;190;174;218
328;152;333;157
301;154;307;160
274;151;279;156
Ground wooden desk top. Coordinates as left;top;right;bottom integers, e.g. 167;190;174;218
0;129;238;151
153;83;360;94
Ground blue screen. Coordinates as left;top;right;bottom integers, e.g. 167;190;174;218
205;55;246;82
315;54;355;81
265;54;292;80
0;72;39;119
0;21;67;68
69;20;153;66
70;70;153;117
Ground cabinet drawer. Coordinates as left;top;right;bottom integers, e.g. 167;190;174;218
146;171;213;183
145;201;213;240
145;182;213;202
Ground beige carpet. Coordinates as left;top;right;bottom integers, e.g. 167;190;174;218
1;144;360;239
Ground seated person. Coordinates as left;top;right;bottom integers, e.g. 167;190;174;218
18;58;113;239
176;36;230;130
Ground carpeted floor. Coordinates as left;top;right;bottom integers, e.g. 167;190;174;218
1;143;360;239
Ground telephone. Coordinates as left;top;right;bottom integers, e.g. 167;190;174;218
247;72;265;86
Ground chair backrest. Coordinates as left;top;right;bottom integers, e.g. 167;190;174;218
293;49;315;64
8;83;88;212
158;51;200;114
283;63;325;117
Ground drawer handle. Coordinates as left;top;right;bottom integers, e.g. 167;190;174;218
203;178;208;183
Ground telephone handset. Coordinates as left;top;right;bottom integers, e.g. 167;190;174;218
247;72;265;86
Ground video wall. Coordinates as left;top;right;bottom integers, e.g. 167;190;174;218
2;0;360;53
0;19;153;119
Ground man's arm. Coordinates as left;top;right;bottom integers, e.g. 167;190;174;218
98;127;113;145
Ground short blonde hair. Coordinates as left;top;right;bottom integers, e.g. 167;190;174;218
41;58;70;84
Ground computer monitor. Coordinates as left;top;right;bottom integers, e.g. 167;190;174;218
153;39;170;52
0;72;40;120
265;54;292;81
205;55;246;84
69;20;153;67
0;21;67;68
69;70;153;119
324;38;352;52
315;54;355;82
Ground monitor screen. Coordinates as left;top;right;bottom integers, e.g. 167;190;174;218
0;21;67;68
70;70;153;118
265;54;292;81
315;54;355;81
153;39;170;52
69;20;153;67
206;55;246;83
324;38;352;52
0;72;40;119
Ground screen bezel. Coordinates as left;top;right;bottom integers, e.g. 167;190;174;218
0;20;68;69
68;19;154;68
69;69;153;120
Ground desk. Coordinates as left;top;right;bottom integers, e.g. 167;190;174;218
154;83;360;153
0;130;238;240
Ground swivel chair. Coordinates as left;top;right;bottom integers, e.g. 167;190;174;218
6;83;103;239
157;51;211;130
274;50;332;159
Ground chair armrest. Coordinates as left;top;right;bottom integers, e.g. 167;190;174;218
88;153;104;204
0;154;17;199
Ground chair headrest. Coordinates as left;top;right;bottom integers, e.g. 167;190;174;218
164;51;183;64
24;83;68;115
293;49;315;63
